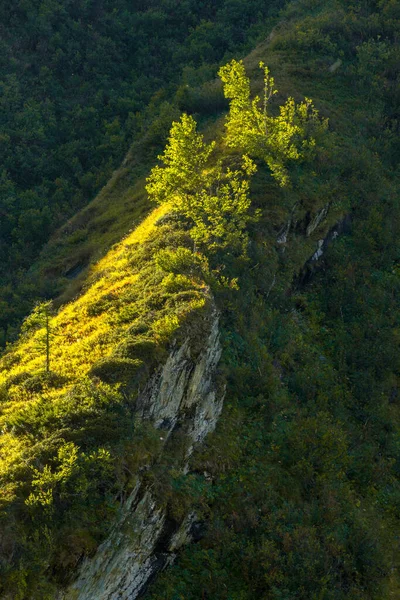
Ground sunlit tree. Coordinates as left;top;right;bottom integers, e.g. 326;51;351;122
219;59;327;186
146;114;257;253
21;300;54;372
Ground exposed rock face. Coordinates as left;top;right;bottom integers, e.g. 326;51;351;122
328;58;342;73
59;308;223;600
297;214;352;286
136;308;222;446
309;213;351;264
306;203;330;237
276;201;330;245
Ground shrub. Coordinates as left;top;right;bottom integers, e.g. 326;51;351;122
89;357;144;384
5;371;31;389
20;371;67;393
126;320;150;336
156;247;209;276
114;337;166;365
161;273;195;293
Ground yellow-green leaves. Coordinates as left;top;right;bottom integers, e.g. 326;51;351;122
219;60;265;159
146;59;324;252
21;301;54;373
146;114;215;209
218;58;252;110
219;59;326;186
259;61;278;113
187;156;257;252
146;113;257;254
25;442;113;509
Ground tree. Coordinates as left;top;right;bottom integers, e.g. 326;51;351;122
145;113;257;253
146;60;325;253
145;113;215;209
21;301;54;372
218;59;327;186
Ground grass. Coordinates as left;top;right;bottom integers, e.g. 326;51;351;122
18;15;352;321
27;168;152;307
1;204;169;383
0;193;215;596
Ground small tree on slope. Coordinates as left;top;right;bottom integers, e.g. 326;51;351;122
21;300;54;373
145;113;257;254
219;59;327;187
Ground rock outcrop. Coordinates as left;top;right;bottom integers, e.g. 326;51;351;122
59;307;223;600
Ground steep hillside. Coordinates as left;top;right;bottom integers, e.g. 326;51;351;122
145;2;400;599
0;0;399;599
0;201;220;597
0;0;285;344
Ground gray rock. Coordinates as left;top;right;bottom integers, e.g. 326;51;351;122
329;59;342;73
59;307;223;600
306;203;330;237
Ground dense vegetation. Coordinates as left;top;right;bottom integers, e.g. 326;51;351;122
0;0;285;344
0;201;215;597
0;54;318;596
0;0;399;598
146;1;400;599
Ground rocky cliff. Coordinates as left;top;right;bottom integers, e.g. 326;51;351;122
59;307;223;600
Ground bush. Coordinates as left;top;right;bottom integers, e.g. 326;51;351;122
156;247;209;276
0;384;8;403
85;293;115;317
126;320;150;336
5;371;31;389
20;371;67;393
89;357;144;384
161;273;195;293
115;337;166;365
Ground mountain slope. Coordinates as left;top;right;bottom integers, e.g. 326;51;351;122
0;0;285;344
0;0;399;598
144;2;400;599
0;200;217;597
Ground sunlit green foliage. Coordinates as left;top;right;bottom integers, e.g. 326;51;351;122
145;1;400;599
21;301;54;373
146;114;257;253
219;59;327;185
1;0;400;598
0;0;286;344
146;60;326;253
0;203;213;597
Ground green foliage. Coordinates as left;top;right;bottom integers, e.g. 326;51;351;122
25;443;113;510
146;114;216;207
115;337;161;364
187;155;257;252
145;2;400;600
146;114;258;252
89;357;144;385
156;246;209;276
146;59;325;258
219;59;327;186
21;301;53;334
1;0;400;598
21;301;54;373
0;203;213;596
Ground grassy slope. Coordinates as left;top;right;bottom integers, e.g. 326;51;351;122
13;2;348;316
25;158;152;307
0;0;289;346
0;196;214;596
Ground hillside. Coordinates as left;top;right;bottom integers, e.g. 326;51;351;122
1;0;400;599
0;0;284;344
